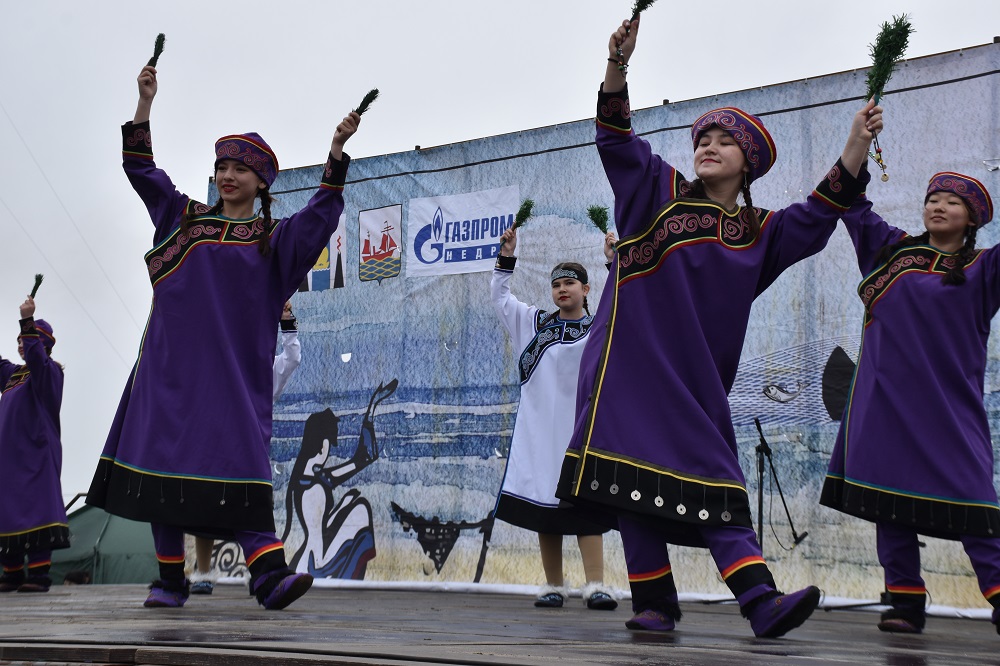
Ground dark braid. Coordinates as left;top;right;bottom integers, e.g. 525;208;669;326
583;296;591;316
679;177;759;241
257;187;274;256
943;224;978;286
180;199;223;238
740;180;761;240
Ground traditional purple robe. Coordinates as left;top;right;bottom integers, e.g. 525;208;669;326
86;121;348;534
0;319;68;555
821;198;1000;539
556;85;868;546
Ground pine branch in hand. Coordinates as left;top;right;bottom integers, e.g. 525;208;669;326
587;206;609;234
865;15;913;103
512;199;534;230
354;88;380;116
147;33;166;67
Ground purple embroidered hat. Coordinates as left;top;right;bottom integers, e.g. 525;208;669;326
926;172;994;227
214;132;279;188
691;107;777;184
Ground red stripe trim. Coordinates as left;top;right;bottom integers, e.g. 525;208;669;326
885;585;926;595
983;585;1000;600
245;542;284;567
156;554;185;565
596;118;632;135
628;565;672;583
720;556;765;580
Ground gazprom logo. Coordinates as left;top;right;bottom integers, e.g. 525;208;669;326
432;207;444;241
413;206;513;265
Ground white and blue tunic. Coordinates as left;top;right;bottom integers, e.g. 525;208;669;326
491;257;609;535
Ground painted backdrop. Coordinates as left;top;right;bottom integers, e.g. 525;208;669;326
207;44;1000;609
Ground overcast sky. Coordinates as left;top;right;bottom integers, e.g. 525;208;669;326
2;0;999;500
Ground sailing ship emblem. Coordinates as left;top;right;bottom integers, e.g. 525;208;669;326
359;204;402;283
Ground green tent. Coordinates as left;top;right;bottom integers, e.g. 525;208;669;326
50;501;158;584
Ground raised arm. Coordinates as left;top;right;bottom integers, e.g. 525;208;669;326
271;112;361;298
840;99;883;178
604;18;638;94
123;65;188;243
17;297;62;401
330;112;360;162
133;65;157;124
491;227;538;347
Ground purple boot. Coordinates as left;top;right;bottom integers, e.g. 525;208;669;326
16;575;51;593
625;602;682;632
251;568;313;610
143;579;190;608
0;572;25;593
877;605;925;634
744;586;820;638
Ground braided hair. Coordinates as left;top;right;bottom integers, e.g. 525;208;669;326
875;198;979;285
679;176;761;241
257;187;274;257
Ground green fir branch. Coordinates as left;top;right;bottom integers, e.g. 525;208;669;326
865;15;913;103
512;199;534;230
587;206;609;234
353;88;380;116
29;274;43;299
630;0;657;19
147;33;166;67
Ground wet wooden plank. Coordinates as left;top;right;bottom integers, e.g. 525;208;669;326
0;585;997;666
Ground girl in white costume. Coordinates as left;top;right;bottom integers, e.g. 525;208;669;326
491;227;618;609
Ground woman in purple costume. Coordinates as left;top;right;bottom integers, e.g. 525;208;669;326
86;62;360;610
0;296;67;593
554;17;881;637
821;172;1000;636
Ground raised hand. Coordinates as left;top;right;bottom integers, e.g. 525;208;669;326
20;296;35;320
609;17;639;63
604;231;618;263
331;112;361;160
500;227;517;257
137;65;157;102
841;98;884;178
133;65;158;123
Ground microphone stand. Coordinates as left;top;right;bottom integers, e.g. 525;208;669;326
754;418;808;556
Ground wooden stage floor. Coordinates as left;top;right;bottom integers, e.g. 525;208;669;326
0;584;997;665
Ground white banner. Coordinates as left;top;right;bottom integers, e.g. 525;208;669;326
406;185;518;277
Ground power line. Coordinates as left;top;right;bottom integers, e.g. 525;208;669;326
0;194;132;368
0;97;143;332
